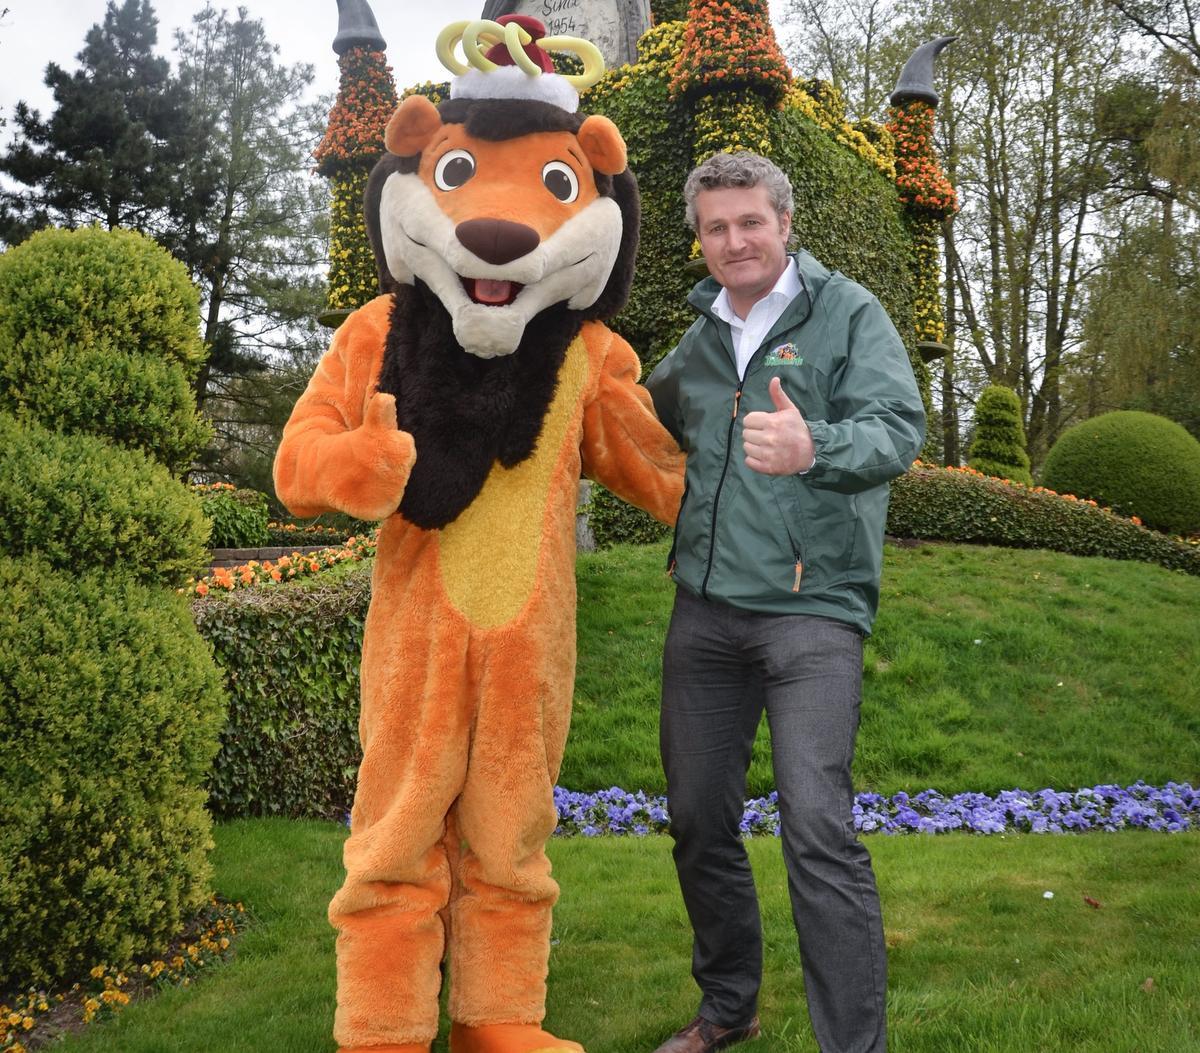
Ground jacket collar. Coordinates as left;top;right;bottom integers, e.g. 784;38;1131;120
688;250;831;333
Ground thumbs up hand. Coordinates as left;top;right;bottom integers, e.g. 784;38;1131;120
742;376;815;475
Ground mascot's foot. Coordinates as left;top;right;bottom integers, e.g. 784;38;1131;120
338;1045;430;1053
449;1022;585;1053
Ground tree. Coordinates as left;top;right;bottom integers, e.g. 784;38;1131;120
171;4;329;480
782;0;917;120
1105;0;1200;73
899;0;1126;467
0;0;193;246
966;383;1033;484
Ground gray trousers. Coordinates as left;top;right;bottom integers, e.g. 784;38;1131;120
660;587;887;1053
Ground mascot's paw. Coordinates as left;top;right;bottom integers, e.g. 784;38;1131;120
449;1022;585;1053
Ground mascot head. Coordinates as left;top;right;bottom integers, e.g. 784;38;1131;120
365;16;639;359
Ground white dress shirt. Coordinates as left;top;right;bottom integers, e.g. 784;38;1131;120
711;262;804;379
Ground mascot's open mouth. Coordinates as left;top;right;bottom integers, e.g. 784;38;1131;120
462;277;524;307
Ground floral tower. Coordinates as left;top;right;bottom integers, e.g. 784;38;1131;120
314;0;398;328
668;0;792;164
885;37;958;357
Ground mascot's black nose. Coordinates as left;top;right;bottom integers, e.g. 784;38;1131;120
456;218;540;265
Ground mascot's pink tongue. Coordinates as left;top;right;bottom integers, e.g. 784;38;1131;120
474;278;514;304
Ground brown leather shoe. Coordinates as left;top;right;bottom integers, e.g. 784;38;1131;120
651;1015;761;1053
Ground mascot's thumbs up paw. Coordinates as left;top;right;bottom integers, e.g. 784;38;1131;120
335;392;417;522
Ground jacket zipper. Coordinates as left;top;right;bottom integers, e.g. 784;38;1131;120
700;382;745;598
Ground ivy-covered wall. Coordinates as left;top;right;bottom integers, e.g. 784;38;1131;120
587;18;923;398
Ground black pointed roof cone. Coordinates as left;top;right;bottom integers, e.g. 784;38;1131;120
889;36;956;108
332;0;386;56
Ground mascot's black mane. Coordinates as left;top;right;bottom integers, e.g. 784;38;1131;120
367;98;640;530
376;287;579;529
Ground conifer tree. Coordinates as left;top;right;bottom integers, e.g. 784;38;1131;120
0;0;192;246
967;385;1033;485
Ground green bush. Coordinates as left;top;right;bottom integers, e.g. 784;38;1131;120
0;226;211;475
265;521;356;548
967;384;1033;486
0;413;209;588
195;485;271;549
1040;410;1200;536
588;483;672;549
0;557;224;990
888;464;1200;575
194;566;368;819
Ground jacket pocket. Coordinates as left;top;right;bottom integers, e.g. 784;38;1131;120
768;475;808;593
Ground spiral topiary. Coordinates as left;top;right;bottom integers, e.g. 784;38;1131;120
967;385;1033;486
0;413;209;588
1040;410;1200;536
0;226;210;476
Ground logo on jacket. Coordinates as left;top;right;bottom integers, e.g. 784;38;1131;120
764;343;804;366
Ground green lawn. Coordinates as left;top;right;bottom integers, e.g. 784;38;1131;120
568;540;1200;796
53;819;1200;1053
41;539;1200;1052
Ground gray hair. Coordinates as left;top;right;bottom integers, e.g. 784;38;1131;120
683;152;794;230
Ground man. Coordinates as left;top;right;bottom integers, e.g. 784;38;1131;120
644;151;925;1053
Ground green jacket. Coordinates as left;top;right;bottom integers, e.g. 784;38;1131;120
646;251;925;634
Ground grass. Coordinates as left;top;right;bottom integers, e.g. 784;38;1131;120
567;540;1200;796
37;538;1200;1051
50;819;1200;1053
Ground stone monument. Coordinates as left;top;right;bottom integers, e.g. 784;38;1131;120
480;0;651;70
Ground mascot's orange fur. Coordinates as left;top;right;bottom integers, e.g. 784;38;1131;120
274;17;683;1053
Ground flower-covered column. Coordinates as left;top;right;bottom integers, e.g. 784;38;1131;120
314;3;398;328
884;38;958;356
669;0;791;167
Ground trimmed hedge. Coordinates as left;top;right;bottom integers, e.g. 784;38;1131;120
888;464;1200;575
193;566;368;819
967;385;1033;487
0;558;224;990
195;484;271;548
588;483;671;549
1040;410;1200;536
0;226;211;475
0;413;209;588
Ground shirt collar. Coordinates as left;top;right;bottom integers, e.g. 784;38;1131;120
710;257;803;325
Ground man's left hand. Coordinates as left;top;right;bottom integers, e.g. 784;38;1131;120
742;376;815;475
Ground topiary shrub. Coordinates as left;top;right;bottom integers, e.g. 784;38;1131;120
888;463;1200;575
0;226;211;475
193;483;271;548
967;384;1033;486
588;483;671;549
1040;411;1200;536
0;556;224;990
0;413;209;588
194;565;369;819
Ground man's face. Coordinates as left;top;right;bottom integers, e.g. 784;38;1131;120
694;184;791;312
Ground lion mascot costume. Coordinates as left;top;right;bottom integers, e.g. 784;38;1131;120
274;16;684;1053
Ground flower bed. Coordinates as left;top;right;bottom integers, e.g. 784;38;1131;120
888;462;1200;575
0;898;245;1053
551;782;1198;837
180;533;377;597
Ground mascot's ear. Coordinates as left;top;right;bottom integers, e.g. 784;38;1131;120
385;95;443;157
577;115;627;176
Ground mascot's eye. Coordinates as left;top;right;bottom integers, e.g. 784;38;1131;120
435;149;476;191
542;161;579;203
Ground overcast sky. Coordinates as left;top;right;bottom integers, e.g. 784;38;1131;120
0;2;798;126
0;1;510;121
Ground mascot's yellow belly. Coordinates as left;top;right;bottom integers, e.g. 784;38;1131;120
436;334;589;629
